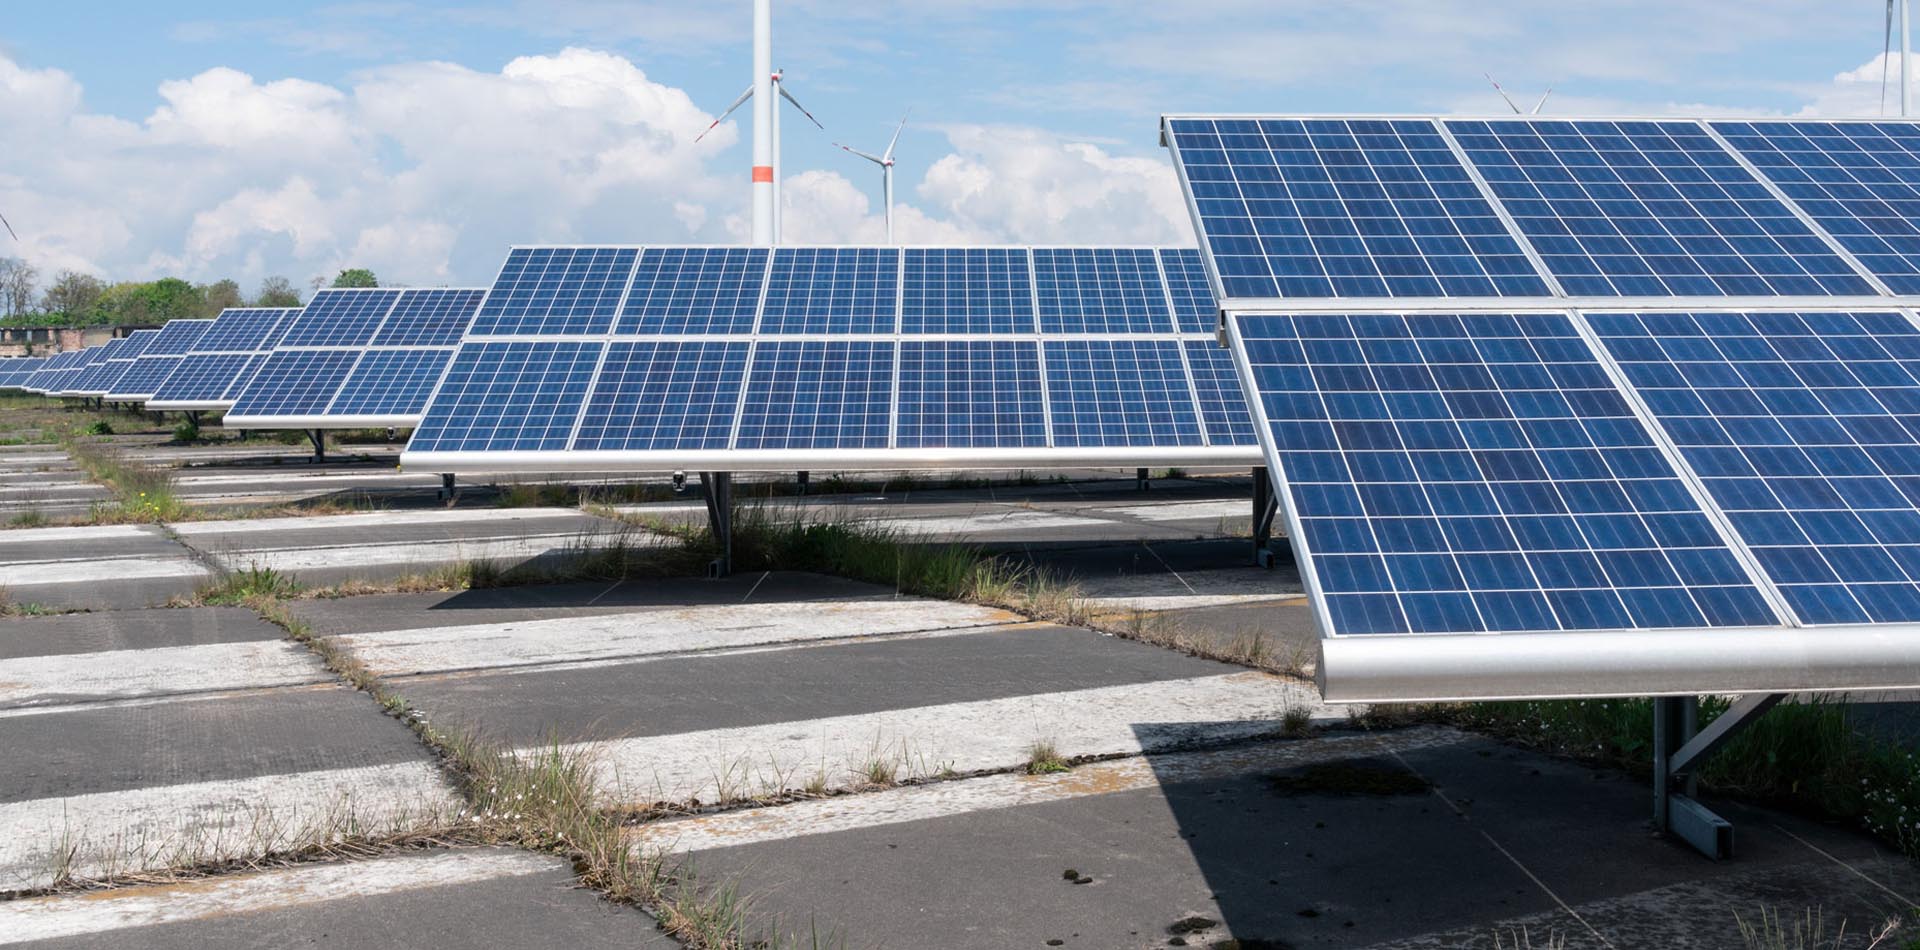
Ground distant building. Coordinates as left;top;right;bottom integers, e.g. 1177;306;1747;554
0;324;156;357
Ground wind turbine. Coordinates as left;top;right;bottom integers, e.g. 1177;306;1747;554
1484;73;1552;114
0;211;15;243
1884;0;1912;116
836;112;909;244
694;2;823;244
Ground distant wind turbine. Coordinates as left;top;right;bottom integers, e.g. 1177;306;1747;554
836;112;909;244
695;68;824;243
1484;73;1551;114
0;210;16;242
1885;0;1912;116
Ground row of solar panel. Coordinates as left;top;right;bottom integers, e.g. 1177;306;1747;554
1231;307;1920;635
407;338;1256;454
471;246;1217;336
1165;117;1920;301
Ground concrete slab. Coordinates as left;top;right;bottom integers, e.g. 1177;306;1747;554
0;607;283;661
0;525;183;561
0;640;327;707
657;728;1918;950
0;848;677;949
1077;566;1302;613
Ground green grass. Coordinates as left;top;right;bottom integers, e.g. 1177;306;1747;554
1454;697;1920;860
65;438;187;522
193;564;304;605
1025;741;1069;775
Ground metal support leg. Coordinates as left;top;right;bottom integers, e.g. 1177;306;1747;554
797;470;809;495
701;472;733;578
1653;693;1784;860
438;473;456;502
1252;466;1279;568
308;429;326;463
1137;467;1150;491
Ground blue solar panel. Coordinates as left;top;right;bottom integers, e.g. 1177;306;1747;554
329;349;453;418
110;329;161;361
194;309;294;352
1591;309;1920;624
152;354;265;403
573;342;748;451
409;342;603;452
371;289;485;347
1159;248;1218;334
1166;118;1552;300
1713;121;1920;295
617;247;768;334
229;351;363;417
759;247;899;334
65;340;125;392
737;341;893;449
1033;248;1173;333
110;356;183;399
1044;340;1204;446
472;247;639;336
901;248;1035;333
143;319;212;356
1183;341;1259;446
1235;310;1781;635
1448;119;1876;297
280;290;402;348
896;341;1047;448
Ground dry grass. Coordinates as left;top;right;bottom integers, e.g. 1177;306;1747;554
1025;740;1070;775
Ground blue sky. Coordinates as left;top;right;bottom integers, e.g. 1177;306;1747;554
0;1;1906;292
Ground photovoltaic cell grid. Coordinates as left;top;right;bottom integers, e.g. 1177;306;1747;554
111;356;184;399
1590;310;1920;625
574;342;749;451
618;247;767;334
472;247;638;336
0;358;47;388
1184;341;1260;445
1165;118;1553;300
329;349;455;418
1044;339;1203;446
372;289;487;346
1034;248;1173;333
193;309;296;353
758;247;899;334
409;342;604;452
152;353;268;403
1714;121;1920;295
1234;311;1781;636
63;340;124;393
737;341;892;449
896;341;1047;449
227;351;364;417
280;290;402;348
1449;119;1875;298
1160;248;1219;334
901;248;1034;334
141;319;212;356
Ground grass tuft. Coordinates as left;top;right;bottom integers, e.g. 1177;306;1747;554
1025;740;1070;776
1733;905;1904;950
65;439;185;522
193;563;304;605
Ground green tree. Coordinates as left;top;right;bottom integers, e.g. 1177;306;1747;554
0;257;37;317
330;268;377;288
133;277;205;322
254;275;302;308
39;271;105;319
199;278;243;316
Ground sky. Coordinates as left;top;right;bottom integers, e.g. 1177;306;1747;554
0;0;1913;292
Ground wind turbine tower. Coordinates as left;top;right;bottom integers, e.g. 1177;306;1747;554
838;113;910;244
696;0;823;245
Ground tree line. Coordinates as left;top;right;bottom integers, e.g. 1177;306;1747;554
0;259;379;327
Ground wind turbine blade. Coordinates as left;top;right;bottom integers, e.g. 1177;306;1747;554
883;109;911;162
835;142;886;165
694;85;755;143
1530;89;1552;114
778;83;825;129
1484;72;1523;115
0;212;14;243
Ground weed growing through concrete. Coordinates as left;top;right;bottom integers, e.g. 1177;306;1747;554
1492;928;1567;950
65;439;186;522
1733;905;1903;950
192;563;304;605
1025;741;1070;775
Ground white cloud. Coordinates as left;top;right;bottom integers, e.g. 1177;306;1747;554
914;125;1193;245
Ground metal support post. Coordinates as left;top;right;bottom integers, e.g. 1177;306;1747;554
1136;467;1150;491
308;429;326;463
1653;693;1785;860
1252;466;1279;568
701;472;734;578
438;473;456;502
797;470;809;495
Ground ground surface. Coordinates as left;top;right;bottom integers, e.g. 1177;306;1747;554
0;412;1913;948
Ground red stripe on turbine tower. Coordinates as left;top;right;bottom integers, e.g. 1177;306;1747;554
752;166;775;182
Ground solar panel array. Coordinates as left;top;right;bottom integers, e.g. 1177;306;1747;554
107;319;213;401
402;246;1261;467
146;309;299;410
224;288;485;428
0;357;49;389
68;329;162;396
1168;114;1920;698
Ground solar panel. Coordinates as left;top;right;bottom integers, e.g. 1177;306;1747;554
327;349;454;419
407;342;604;452
737;341;893;449
471;247;638;336
1044;340;1204;446
758;247;899;334
194;308;297;353
1160;248;1219;334
896;340;1047;449
227;350;364;418
110;355;183;400
1448;119;1875;298
0;357;47;388
1713;121;1920;294
1183;340;1260;445
143;319;213;356
1034;248;1173;333
60;339;124;394
150;353;266;405
1231;310;1781;635
901;248;1035;333
71;331;159;396
574;342;749;451
1589;309;1920;624
279;289;403;348
372;289;487;346
1164;117;1553;300
618;247;767;334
